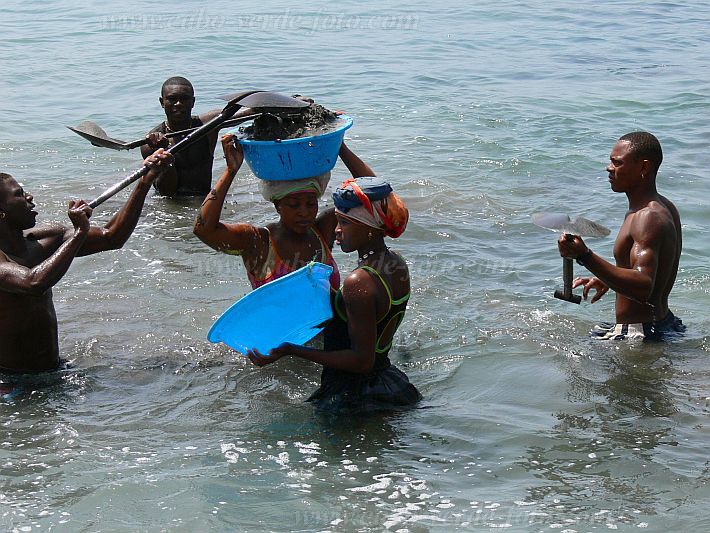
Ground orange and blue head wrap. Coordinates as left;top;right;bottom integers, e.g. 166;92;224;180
332;177;409;238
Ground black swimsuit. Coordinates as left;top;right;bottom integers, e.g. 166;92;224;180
150;117;214;196
311;264;422;411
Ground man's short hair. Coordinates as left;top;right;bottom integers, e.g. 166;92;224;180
619;131;663;173
0;173;15;204
161;76;194;96
0;173;14;189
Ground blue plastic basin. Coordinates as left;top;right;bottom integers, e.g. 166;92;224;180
207;262;334;355
236;115;353;181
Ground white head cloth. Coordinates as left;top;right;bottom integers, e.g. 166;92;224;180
259;172;331;202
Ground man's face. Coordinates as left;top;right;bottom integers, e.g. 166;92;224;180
0;177;37;230
159;84;195;123
606;140;643;193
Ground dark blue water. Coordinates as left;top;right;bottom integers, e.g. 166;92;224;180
1;1;709;530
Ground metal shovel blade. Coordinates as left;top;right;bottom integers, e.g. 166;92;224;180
532;212;610;238
566;217;611;238
532;212;570;230
67;121;131;150
219;90;310;109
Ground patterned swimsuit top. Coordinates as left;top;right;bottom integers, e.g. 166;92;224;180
247;226;341;291
333;263;410;355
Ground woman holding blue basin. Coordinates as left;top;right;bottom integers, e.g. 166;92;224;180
194;133;362;291
246;175;422;411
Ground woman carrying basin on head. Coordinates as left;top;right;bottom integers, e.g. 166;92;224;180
245;168;422;411
194;133;368;291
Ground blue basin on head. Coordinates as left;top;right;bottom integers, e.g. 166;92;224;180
236;115;353;181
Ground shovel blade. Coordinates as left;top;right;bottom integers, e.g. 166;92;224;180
532;212;571;231
67;121;130;150
533;212;610;238
220;90;310;109
570;217;611;238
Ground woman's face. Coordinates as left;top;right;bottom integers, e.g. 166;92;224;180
276;192;319;233
335;213;370;253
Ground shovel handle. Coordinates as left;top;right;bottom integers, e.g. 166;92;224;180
85;91;298;207
87;106;244;208
88;166;150;208
121;113;268;151
554;257;582;304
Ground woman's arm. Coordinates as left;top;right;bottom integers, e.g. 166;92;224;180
338;142;376;178
193;134;261;255
313;142;374;242
315;207;337;248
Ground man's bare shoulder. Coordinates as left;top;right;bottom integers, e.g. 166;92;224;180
630;202;676;241
657;194;681;222
198;108;221;123
647;200;676;224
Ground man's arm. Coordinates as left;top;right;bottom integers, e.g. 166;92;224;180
197;108;222;124
141;126;180;196
0;202;90;295
140;124;169;159
559;210;664;303
143;134;178;197
72;149;172;256
151;166;179;197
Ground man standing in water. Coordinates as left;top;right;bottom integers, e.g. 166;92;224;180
142;76;227;197
558;131;685;340
0;150;172;373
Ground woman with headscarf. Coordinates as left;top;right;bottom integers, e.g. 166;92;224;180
194;133;341;290
246;147;421;411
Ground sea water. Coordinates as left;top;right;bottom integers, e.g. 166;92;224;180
1;0;709;531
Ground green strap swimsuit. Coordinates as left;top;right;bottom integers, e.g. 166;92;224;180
333;265;410;355
311;260;421;410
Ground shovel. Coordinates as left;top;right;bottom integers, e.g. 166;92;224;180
67;108;307;151
532;213;611;304
86;91;308;208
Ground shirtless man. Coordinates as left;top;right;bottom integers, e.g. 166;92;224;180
141;76;222;197
558;131;685;340
0;150;172;373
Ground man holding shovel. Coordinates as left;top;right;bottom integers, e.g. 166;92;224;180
557;132;685;340
141;76;224;196
0;150;172;373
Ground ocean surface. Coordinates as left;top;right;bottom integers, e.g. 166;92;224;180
1;1;709;531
